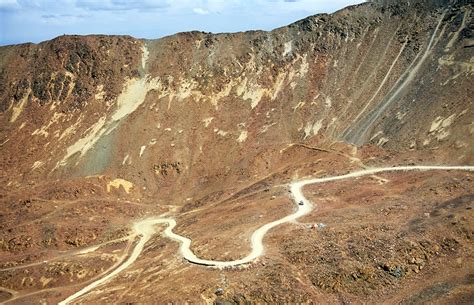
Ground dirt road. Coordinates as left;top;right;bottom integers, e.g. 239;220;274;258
60;165;474;304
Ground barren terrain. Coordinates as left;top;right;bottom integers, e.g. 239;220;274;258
0;0;473;303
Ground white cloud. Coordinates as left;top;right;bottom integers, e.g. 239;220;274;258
0;0;19;10
41;13;89;25
75;0;171;11
193;7;209;15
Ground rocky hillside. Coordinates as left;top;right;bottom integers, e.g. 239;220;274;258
1;1;472;193
0;0;473;303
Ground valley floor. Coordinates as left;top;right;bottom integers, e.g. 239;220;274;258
2;149;473;304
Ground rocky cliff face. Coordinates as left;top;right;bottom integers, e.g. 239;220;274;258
0;0;473;303
1;1;472;190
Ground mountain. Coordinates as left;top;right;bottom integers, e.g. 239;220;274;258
0;0;473;303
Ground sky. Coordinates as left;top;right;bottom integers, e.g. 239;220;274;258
0;0;364;46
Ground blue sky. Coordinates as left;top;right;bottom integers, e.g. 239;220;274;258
0;0;364;46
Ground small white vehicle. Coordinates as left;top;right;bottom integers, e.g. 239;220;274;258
298;200;304;205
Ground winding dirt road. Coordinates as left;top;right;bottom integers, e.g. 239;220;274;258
60;165;474;304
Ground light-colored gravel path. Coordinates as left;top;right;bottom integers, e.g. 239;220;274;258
60;165;474;304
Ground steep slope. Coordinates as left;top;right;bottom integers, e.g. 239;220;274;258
1;1;472;192
0;0;473;304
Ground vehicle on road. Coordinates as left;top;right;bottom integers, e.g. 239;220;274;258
298;200;304;205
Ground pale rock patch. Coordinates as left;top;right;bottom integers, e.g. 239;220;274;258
32;161;44;170
312;120;323;135
122;154;129;165
327;117;338;128
141;45;149;70
454;140;467;148
58;67;162;168
370;131;384;141
107;179;134;193
139;145;146;157
377;137;389;146
33;112;66;137
292;101;305;112
209;81;233;108
237;130;248;142
438;53;474;73
10;88;31;123
95;84;105;100
40;276;53;288
217;130;228;137
304;120;324;139
283;41;293;56
325;96;332;108
299;54;309;76
242;84;265;109
58;117;107;166
396;111;407;120
260;122;277;134
111;77;160;122
59;115;83;141
468;122;474;135
429;114;456;141
203;117;214;127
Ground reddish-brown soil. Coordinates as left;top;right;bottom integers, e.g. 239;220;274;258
0;0;473;304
